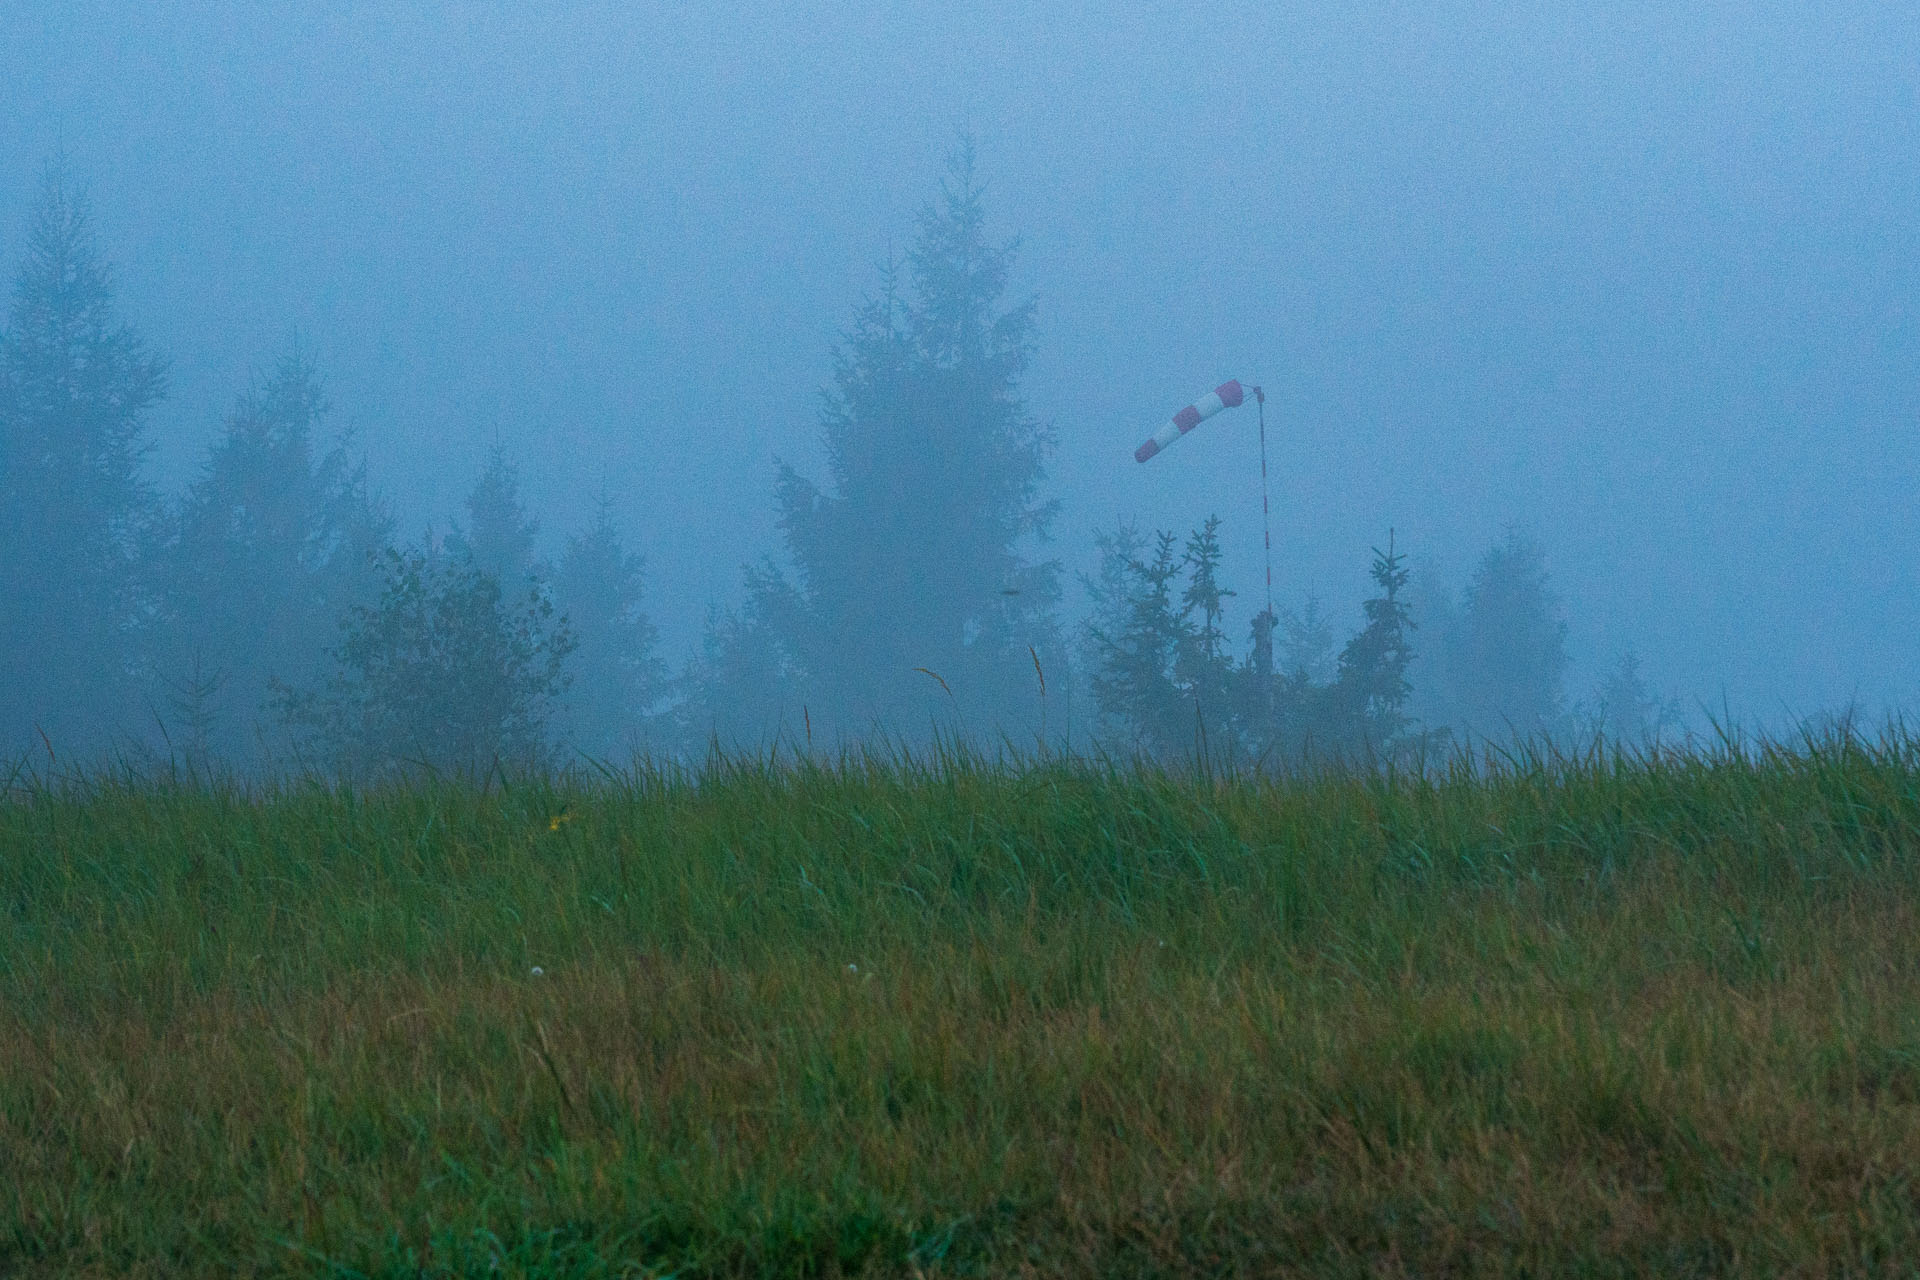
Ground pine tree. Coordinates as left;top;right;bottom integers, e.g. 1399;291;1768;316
151;351;388;764
735;139;1061;746
1400;559;1460;741
1084;516;1267;763
1235;605;1318;772
1327;533;1417;758
673;585;800;755
1587;648;1680;747
1175;516;1237;763
1443;527;1569;744
446;445;540;590
551;496;664;760
1079;521;1148;746
1278;595;1336;685
1083;524;1188;755
0;164;166;753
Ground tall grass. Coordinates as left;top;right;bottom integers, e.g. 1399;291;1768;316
5;731;1920;1276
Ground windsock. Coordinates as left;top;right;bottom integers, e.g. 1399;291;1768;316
1134;379;1256;463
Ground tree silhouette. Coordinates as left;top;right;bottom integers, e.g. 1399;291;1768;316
0;164;166;754
1441;527;1569;744
151;350;388;765
1083;524;1188;756
725;139;1062;747
446;445;541;590
1326;533;1418;758
280;546;574;776
551;496;664;759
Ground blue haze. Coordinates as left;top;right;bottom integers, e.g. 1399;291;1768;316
3;1;1914;730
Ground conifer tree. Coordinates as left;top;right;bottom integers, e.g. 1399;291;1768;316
0;164;166;753
1084;525;1188;755
1236;592;1356;771
1079;521;1148;747
1587;647;1680;747
152;351;388;765
1400;560;1460;741
1442;527;1569;744
673;585;800;755
446;445;541;590
551;496;664;759
1278;595;1336;685
1175;516;1237;763
733;139;1062;746
1087;515;1266;762
1327;533;1417;758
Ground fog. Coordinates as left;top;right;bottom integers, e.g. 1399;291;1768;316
3;2;1915;766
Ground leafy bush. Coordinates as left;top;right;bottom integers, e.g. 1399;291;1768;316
278;545;574;775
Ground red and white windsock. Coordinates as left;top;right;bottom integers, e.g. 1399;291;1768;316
1134;379;1257;463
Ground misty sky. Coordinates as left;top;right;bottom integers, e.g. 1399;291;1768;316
5;1;1915;724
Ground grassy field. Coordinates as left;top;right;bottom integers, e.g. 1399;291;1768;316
5;734;1920;1276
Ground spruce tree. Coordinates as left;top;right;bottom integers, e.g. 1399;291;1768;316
1084;514;1267;763
1278;595;1336;684
551;496;664;759
0;165;166;753
1327;533;1417;758
1240;589;1379;771
1400;560;1461;741
673;588;800;756
1084;525;1188;755
1079;521;1148;746
1587;648;1679;747
1443;527;1569;744
1175;516;1237;763
152;351;388;765
446;445;541;590
740;139;1061;745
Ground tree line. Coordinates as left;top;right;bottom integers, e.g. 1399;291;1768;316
0;150;1674;776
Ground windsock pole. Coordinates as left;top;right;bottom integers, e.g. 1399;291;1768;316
1255;386;1272;619
1133;374;1274;621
